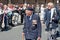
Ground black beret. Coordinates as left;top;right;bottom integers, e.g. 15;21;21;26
26;7;34;11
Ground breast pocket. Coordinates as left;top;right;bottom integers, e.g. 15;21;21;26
31;20;37;30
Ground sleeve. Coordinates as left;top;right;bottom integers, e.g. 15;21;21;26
23;16;26;33
52;8;59;23
44;9;47;23
54;8;59;20
37;15;42;38
55;9;60;20
54;14;59;21
23;24;26;33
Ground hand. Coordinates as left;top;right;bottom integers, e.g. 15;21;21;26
22;32;25;36
22;32;25;40
37;37;41;40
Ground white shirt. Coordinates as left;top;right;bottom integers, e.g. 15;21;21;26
51;8;56;19
0;8;3;15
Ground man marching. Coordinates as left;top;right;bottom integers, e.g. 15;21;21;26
22;7;42;40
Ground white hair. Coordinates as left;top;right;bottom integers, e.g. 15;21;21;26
47;2;54;7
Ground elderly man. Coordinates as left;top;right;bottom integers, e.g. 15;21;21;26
44;2;59;31
22;7;41;40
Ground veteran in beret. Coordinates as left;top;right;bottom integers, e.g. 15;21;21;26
22;7;42;40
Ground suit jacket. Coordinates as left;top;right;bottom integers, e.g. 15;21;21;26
44;9;51;27
44;8;59;27
23;13;41;39
52;12;59;24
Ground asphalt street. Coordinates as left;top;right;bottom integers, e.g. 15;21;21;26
0;22;48;40
0;25;23;40
0;23;60;40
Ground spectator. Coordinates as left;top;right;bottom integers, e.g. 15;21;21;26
40;4;45;21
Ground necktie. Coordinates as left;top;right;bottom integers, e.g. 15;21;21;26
27;16;30;20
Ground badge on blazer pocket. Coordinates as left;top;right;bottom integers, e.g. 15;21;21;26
32;20;37;26
32;20;37;30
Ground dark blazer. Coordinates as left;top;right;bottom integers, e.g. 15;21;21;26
23;13;41;39
52;12;59;24
44;8;59;27
44;9;51;27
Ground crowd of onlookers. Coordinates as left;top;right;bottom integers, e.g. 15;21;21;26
0;2;60;32
0;3;45;32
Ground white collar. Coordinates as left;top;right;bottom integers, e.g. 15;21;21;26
26;14;33;20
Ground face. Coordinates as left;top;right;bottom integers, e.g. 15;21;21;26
25;10;32;16
47;5;52;9
47;3;54;9
4;5;7;10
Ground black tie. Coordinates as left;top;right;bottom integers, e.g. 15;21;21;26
27;16;30;20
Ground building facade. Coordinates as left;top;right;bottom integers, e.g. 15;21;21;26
0;0;60;4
